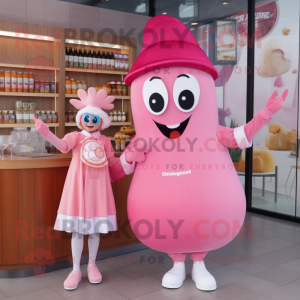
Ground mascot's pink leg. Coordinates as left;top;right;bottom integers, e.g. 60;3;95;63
163;252;216;291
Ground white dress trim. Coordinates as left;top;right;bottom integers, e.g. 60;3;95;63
80;130;101;138
233;125;252;149
54;214;117;235
120;152;136;175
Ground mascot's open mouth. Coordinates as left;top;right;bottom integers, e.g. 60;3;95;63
153;116;191;139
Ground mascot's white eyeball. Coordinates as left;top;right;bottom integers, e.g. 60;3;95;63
173;74;200;113
142;77;168;115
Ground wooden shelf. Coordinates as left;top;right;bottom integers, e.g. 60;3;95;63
65;68;128;75
0;63;59;71
65;122;131;127
65;94;130;99
0;92;58;97
0;123;59;128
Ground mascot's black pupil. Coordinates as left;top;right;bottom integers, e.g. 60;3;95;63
92;117;98;124
179;90;194;110
84;115;90;123
150;92;164;113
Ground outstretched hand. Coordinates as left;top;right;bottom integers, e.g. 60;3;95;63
32;115;50;137
265;89;288;116
125;140;148;163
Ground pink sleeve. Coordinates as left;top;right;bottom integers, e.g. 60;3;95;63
101;136;126;183
60;132;78;153
244;111;270;143
217;110;269;149
216;125;239;148
44;131;77;153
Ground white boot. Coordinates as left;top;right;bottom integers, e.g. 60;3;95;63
191;261;216;291
162;262;186;289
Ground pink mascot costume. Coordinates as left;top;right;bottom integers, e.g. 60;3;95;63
124;15;288;291
33;88;138;291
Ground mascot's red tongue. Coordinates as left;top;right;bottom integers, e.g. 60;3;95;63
170;131;180;139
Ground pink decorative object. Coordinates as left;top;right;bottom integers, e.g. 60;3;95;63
274;75;283;87
70;88;114;110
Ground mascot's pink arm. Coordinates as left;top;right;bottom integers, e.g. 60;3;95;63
217;90;288;148
32;116;126;182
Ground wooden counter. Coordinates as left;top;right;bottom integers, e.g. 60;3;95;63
0;153;73;169
0;152;139;276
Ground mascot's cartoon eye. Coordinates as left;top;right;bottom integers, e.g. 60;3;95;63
173;74;200;112
142;77;168;115
83;114;90;123
92;116;101;125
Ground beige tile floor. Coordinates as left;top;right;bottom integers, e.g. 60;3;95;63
1;212;300;300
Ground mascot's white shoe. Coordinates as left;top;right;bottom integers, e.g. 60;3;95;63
162;262;186;289
191;261;217;291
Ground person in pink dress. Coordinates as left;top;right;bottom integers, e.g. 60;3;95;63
33;87;142;291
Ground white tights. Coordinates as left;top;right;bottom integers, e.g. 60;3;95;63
71;233;100;271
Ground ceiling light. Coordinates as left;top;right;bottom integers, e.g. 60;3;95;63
162;12;167;14
66;39;124;49
0;30;54;42
223;1;229;4
191;22;198;25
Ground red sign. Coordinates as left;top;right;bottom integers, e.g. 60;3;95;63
231;1;278;40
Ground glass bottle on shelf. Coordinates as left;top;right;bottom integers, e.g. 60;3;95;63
5;70;10;92
34;80;40;93
29;72;34;93
17;72;23;92
52;111;57;123
3;111;9;123
41;111;47;123
11;71;17;92
65;47;69;67
82;80;87;91
46;111;52;123
71;78;77;94
0;70;4;92
40;80;45;93
110;52;115;71
9;110;16;124
45;81;50;93
51;81;55;93
120;55;125;71
87;50;93;69
73;48;78;69
106;51;111;71
38;111;43;121
69;47;74;68
124;54;129;71
78;49;84;69
115;54;120;71
92;50;97;70
101;51;106;70
83;49;88;69
117;110;122;121
97;51;102;70
65;77;72;94
23;72;29;93
121;111;126;122
77;80;83;90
